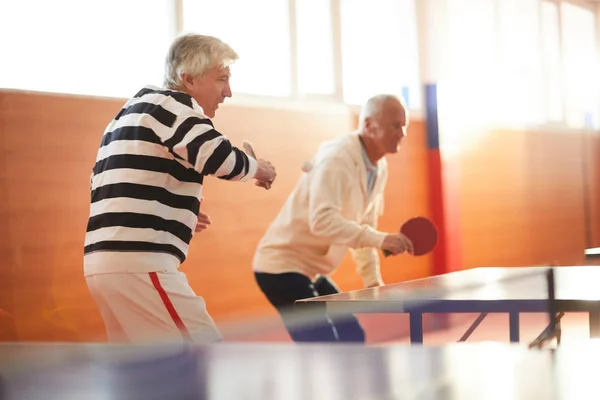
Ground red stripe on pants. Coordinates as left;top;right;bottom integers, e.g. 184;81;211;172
149;272;192;341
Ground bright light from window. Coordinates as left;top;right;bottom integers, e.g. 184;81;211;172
0;0;174;98
182;0;292;98
443;0;496;126
540;1;563;123
561;2;598;129
496;0;543;126
340;0;420;108
446;0;496;80
295;0;335;95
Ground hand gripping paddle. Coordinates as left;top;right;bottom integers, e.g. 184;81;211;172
383;216;438;257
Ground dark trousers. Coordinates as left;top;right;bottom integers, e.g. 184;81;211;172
254;272;365;343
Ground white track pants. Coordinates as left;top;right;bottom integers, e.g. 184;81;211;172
86;271;222;344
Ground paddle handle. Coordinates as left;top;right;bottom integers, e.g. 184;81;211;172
242;141;271;189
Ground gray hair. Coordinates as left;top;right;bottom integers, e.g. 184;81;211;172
358;94;406;130
163;33;239;90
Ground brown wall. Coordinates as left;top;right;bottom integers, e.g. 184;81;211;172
456;127;600;269
0;90;431;342
1;89;598;343
585;131;600;249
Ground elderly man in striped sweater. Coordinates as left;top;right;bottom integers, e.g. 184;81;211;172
84;33;276;344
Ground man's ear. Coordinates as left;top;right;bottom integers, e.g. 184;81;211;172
181;73;195;90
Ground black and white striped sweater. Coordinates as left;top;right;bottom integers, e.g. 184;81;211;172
84;86;257;276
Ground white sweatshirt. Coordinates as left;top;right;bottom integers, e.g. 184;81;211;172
252;132;388;287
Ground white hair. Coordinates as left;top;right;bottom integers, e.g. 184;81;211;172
358;94;406;130
163;33;239;90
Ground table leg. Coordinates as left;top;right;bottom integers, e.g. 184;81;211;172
509;312;520;343
410;313;423;344
458;312;488;342
589;311;600;338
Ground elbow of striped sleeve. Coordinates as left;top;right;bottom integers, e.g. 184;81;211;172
213;148;257;182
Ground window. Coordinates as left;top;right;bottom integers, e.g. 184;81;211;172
561;2;598;128
340;0;420;108
496;0;544;125
182;0;292;97
540;1;563;123
295;0;335;95
444;0;497;126
445;0;497;79
0;0;174;98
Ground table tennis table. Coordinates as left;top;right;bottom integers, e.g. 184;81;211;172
586;247;600;260
295;266;600;344
1;341;599;399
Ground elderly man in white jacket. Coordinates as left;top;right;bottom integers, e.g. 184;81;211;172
252;94;413;343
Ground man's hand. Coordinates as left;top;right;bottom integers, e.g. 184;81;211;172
254;159;276;190
195;211;212;232
381;233;414;256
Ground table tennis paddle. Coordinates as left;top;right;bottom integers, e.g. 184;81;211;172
242;141;271;190
383;216;438;257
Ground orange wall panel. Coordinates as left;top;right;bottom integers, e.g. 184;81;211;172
456;128;591;269
0;90;430;341
585;133;600;248
3;88;597;343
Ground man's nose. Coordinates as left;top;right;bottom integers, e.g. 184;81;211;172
223;82;232;98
